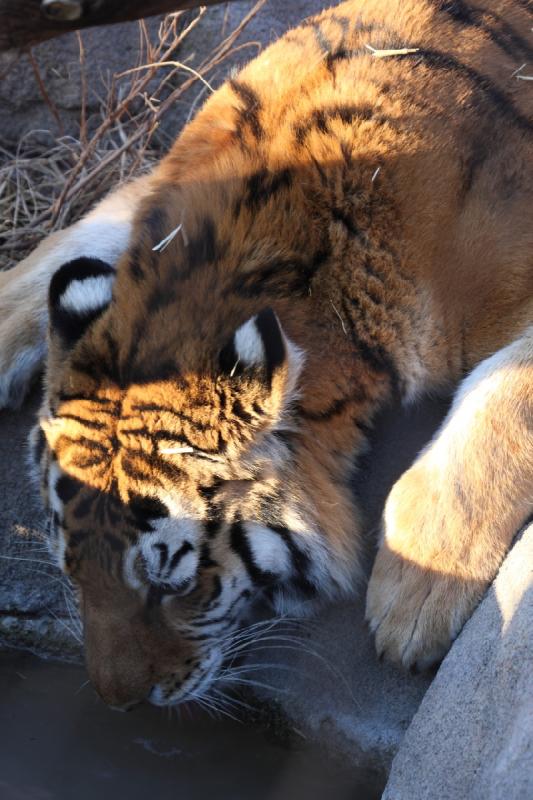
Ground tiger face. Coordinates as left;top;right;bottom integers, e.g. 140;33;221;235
30;255;352;709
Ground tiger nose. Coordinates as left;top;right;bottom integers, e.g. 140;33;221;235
91;673;152;711
84;625;155;710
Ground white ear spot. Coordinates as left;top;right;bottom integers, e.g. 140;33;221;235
245;523;292;576
234;317;265;366
59;274;114;315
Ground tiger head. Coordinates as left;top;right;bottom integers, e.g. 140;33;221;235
30;251;356;710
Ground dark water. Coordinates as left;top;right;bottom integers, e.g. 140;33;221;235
0;652;382;800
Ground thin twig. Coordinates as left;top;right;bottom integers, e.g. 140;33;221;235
0;2;267;268
27;48;64;135
365;43;420;58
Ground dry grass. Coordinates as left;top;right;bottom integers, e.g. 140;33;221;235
0;1;267;270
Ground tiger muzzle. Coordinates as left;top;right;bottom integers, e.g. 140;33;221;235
83;593;185;711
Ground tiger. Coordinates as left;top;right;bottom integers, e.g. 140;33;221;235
0;0;532;711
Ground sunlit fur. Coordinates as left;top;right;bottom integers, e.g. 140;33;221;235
3;0;533;703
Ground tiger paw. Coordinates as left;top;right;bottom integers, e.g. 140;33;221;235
0;272;47;409
365;462;488;671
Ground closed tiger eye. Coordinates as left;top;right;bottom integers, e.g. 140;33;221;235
40;0;82;22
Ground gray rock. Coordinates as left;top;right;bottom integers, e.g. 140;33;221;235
250;599;432;791
0;392;82;660
383;523;533;800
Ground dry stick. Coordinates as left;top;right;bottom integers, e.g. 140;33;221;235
1;0;267;259
53;1;267;213
27;48;64;135
118;60;216;94
365;43;420;58
77;32;88;150
48;8;207;226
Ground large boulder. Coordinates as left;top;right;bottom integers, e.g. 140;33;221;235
383;522;533;800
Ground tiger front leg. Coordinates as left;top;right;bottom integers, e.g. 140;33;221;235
0;176;151;409
366;327;533;670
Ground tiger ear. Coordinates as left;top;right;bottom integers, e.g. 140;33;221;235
48;258;115;347
220;308;304;398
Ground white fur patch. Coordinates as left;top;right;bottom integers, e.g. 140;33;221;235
59;274;114;315
245;522;292;576
47;461;65;517
283;337;305;402
0;176;150;410
234;317;265;365
142;536;199;588
123;546;146;592
425;329;533;471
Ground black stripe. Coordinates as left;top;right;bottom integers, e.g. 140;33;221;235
301;18;333;55
297;396;351;422
128;493;169;529
294;104;374;146
229;256;315;299
231;399;253;424
331;206;363;239
341;297;400;390
244;168;293;211
55;475;83;504
254;308;286;384
146;586;164;609
268;524;316;597
148;456;189;485
183;216;218;273
168;541;194;573
57;393;118;410
142;206;168;252
219;335;241;376
194;589;251;627
121;453;159;483
205;518;223;539
434;1;533;60
146;285;178;315
200;542;217;568
230;520;276;587
515;0;533;13
72;491;96;520
202;574;223;609
129;260;145;284
230;79;264;142
70;346;121;386
56;413;106;430
198;480;223;503
155;543;168;571
413;49;533;134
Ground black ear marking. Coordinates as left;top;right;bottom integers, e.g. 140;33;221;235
220;307;287;383
254;308;286;382
49;257;115;347
219;335;243;377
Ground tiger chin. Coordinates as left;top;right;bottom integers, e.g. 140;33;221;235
3;0;533;710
